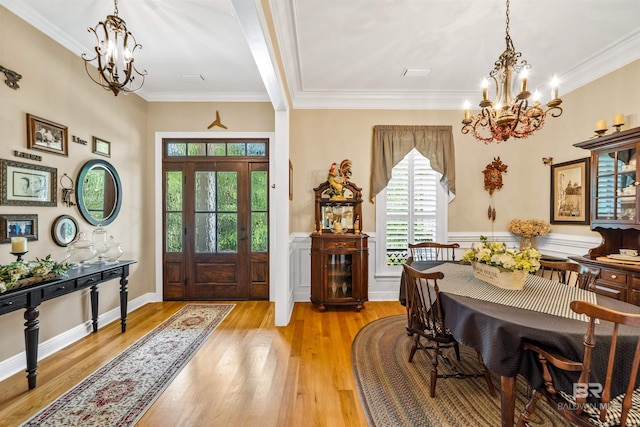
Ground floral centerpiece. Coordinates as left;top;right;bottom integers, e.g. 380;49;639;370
508;218;551;250
460;236;541;290
0;255;69;294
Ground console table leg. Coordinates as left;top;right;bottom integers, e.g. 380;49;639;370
90;284;99;333
24;307;40;389
120;276;128;333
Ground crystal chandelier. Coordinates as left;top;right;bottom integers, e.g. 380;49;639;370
82;0;146;96
461;0;562;143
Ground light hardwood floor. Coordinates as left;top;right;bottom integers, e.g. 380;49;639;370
0;301;406;426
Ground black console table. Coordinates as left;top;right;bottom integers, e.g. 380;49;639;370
0;260;136;389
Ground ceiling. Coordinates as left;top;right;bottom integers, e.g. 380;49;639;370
2;0;640;110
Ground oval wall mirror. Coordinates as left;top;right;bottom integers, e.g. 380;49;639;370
76;159;122;226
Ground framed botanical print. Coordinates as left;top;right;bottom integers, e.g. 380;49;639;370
26;114;69;156
550;158;590;224
0;159;57;207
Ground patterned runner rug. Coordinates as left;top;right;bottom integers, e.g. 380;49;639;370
352;315;571;427
22;304;234;427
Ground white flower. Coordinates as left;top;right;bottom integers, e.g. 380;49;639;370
461;235;541;273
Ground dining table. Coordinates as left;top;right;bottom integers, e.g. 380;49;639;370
401;261;640;427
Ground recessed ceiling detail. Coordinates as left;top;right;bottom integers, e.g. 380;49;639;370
2;0;640;108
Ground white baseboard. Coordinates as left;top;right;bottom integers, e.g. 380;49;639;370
0;292;157;383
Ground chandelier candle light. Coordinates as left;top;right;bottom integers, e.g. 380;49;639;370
461;0;563;143
82;0;146;96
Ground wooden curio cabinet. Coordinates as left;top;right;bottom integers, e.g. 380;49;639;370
310;180;368;312
572;127;640;306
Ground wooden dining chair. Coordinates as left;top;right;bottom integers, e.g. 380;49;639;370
517;300;640;427
536;260;600;291
408;242;460;263
402;263;496;398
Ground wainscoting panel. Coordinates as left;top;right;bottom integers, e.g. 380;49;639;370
289;232;601;303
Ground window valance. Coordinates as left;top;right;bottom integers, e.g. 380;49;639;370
371;125;456;201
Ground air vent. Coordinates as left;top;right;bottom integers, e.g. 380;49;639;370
401;68;431;77
180;73;206;82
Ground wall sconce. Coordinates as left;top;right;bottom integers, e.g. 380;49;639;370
61;173;75;207
0;64;22;90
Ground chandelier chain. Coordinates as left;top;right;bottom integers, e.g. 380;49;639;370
505;0;510;37
114;0;119;16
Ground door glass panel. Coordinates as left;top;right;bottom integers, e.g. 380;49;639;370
207;143;226;156
247;143;266;156
188;143;206;156
228;143;246;156
218;213;237;252
251;171;268;252
194;171;238;253
166;171;183;210
165;171;183;252
166;213;183;252
251;213;267;252
166;142;187;156
217;172;237;211
251;171;267;210
195;172;216;211
195;213;216;253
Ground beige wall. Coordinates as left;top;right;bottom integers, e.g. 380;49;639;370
0;6;275;362
290;59;640;238
2;0;640;366
0;6;148;360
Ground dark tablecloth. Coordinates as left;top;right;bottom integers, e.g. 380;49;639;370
402;262;640;399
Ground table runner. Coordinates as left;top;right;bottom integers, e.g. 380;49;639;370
425;263;597;322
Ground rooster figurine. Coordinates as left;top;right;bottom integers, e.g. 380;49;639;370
326;159;352;200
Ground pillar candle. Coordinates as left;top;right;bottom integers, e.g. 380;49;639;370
520;69;528;93
11;237;27;253
550;75;559;100
481;78;489;101
614;114;625;125
596;120;607;130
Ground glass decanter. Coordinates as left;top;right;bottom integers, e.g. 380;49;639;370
92;226;109;263
66;232;96;268
103;236;124;264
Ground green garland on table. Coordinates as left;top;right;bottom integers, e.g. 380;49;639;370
0;255;69;293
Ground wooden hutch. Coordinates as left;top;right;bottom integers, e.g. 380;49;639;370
571;126;640;306
310;180;368;311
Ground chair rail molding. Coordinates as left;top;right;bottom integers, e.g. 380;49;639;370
289;231;600;304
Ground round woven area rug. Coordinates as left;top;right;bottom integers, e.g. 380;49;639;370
351;315;571;427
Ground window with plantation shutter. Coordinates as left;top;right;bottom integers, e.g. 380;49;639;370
375;148;448;275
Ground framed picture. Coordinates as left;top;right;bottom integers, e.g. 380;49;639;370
93;136;111;157
289;160;293;200
51;214;79;246
550;158;590;224
0;159;57;207
26;114;68;156
0;214;38;243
